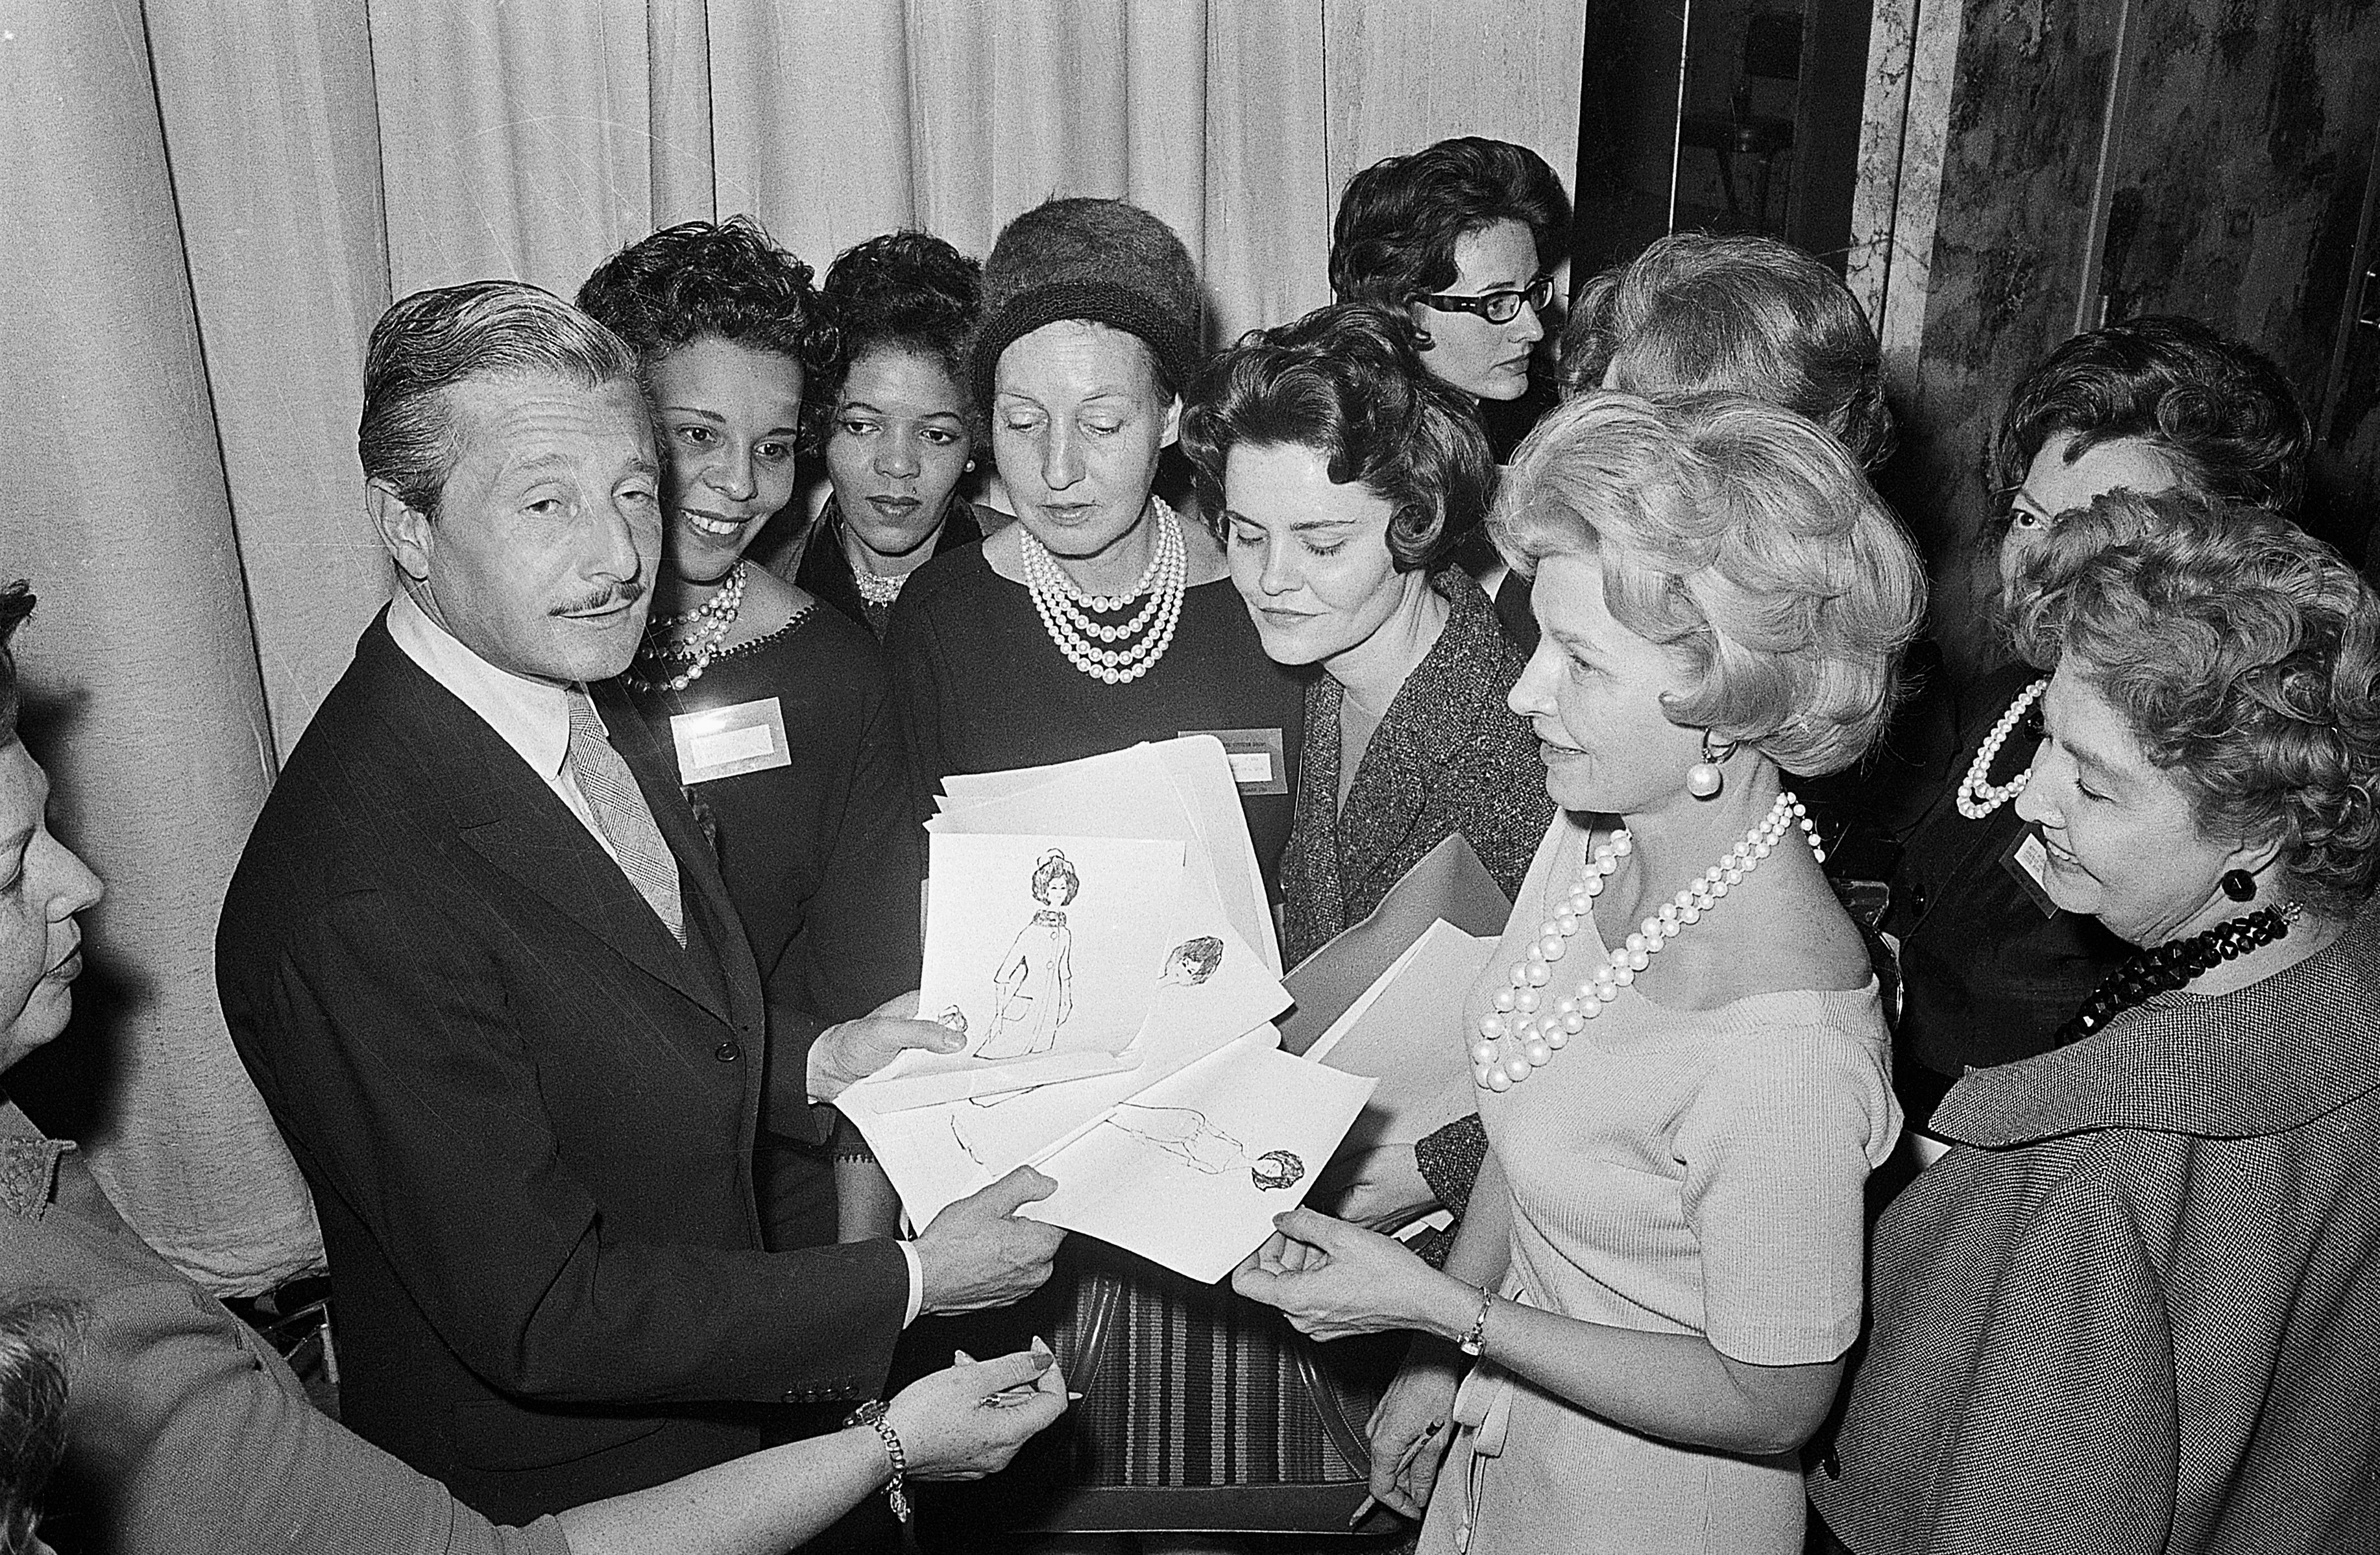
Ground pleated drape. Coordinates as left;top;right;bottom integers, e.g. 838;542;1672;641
0;0;1583;1295
0;0;324;1294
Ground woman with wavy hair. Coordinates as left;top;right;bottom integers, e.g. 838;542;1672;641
1881;317;2312;1131
1237;393;1927;1554
578;218;925;1246
796;231;1003;637
1331;137;1571;455
1813;493;2380;1553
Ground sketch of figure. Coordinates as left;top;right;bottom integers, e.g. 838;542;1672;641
1103;1103;1305;1192
1159;935;1224;986
976;850;1079;1060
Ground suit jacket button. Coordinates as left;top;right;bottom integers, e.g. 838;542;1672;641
714;1040;743;1062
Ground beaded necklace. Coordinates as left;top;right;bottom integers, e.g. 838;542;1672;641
1473;792;1825;1091
2053;903;2296;1044
627;562;746;694
1955;678;2049;820
1017;499;1187;685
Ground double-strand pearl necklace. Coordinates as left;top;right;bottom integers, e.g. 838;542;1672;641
1472;793;1823;1091
1955;678;2049;820
629;561;746;694
1019;498;1187;685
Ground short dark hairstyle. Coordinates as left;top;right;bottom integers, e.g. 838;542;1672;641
820;231;982;401
0;582;32;752
1559;232;1894;469
359;280;640;519
1985;315;2310;545
2011;489;2380;916
0;1294;81;1555
1181;302;1498;572
1329;138;1572;314
576;215;834;382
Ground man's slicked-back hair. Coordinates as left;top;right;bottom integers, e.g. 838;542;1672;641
1330;138;1572;314
0;582;31;752
358;280;640;519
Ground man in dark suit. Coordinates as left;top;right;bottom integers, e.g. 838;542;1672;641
217;281;1062;1526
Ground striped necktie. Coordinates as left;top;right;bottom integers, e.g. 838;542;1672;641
564;688;685;946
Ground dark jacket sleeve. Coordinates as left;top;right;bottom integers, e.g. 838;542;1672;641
255;888;908;1406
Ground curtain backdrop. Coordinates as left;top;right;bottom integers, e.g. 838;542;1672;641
0;0;1585;1294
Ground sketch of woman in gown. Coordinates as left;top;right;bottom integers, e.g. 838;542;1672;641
977;849;1080;1060
1104;1103;1305;1192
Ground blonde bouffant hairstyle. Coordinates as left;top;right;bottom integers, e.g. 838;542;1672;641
1492;392;1927;777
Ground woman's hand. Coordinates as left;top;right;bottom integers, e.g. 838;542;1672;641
1366;1356;1463;1519
884;1345;1069;1480
1321;1143;1441;1231
1232;1207;1463;1341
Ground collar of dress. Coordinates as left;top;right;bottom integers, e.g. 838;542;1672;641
1932;906;2380;1147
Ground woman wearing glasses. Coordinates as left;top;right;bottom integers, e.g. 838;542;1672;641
1330;138;1570;437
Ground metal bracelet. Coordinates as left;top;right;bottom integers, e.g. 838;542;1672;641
845;1399;912;1523
1459;1286;1494;1358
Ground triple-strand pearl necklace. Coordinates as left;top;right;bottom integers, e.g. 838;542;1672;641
1954;678;2049;820
1472;792;1823;1091
1018;498;1187;685
628;561;747;694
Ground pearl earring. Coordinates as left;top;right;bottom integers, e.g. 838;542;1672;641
1686;732;1736;800
964;458;976;472
2221;868;2257;902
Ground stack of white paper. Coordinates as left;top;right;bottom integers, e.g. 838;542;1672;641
840;737;1374;1282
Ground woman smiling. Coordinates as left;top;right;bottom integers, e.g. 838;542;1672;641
1813;493;2380;1554
578;218;926;1247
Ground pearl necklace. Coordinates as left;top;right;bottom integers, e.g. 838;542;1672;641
629;562;746;694
1472;793;1823;1091
852;565;906;607
1955;678;2048;820
1018;499;1187;685
2054;903;2296;1044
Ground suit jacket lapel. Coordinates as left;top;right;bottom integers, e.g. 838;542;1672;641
358;621;740;1026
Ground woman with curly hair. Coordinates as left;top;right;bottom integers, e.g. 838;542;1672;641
577;219;925;1251
796;231;1004;637
1881;317;2312;1131
1238;392;1927;1555
1812;492;2380;1554
1330;136;1571;444
1557;230;1893;469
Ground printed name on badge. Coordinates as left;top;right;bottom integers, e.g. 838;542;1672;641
669;698;793;785
1180;727;1289;795
2002;829;2063;919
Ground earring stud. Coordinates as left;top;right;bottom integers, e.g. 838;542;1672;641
2220;868;2257;902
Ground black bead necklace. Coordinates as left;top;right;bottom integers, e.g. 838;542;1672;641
2055;907;2292;1045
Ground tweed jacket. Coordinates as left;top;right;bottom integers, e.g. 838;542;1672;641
217;614;908;1524
1810;911;2380;1555
0;1102;568;1554
1279;572;1551;967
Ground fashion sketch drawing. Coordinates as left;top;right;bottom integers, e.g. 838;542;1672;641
1102;1103;1305;1192
976;848;1078;1060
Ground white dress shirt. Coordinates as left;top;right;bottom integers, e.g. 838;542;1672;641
385;589;922;1322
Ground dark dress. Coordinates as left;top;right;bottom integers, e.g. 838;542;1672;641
1881;660;2130;1129
882;539;1324;1523
626;603;925;1257
884;543;1304;892
794;496;996;640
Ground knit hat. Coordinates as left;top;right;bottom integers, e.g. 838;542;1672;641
969;197;1205;410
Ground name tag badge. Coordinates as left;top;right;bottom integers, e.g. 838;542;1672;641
1180;727;1289;795
669;698;792;785
2001;829;2063;920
